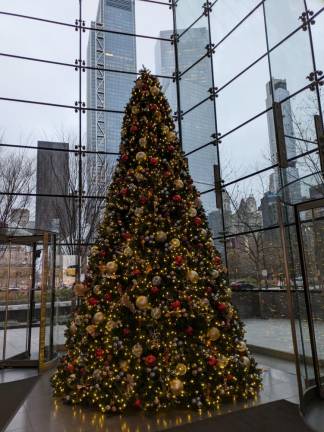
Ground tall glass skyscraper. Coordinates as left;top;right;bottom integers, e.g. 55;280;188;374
87;0;136;190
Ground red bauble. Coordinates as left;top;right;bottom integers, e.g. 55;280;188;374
167;145;175;153
104;293;112;302
134;399;142;409
170;300;181;310
120;188;128;196
163;170;171;177
121;154;128;162
149;103;158;112
206;287;213;294
208;356;218;367
172;194;182;202
99;250;106;257
174;255;183;266
95;348;105;358
88;297;99;306
214;256;222;265
140;195;148;205
122;232;131;240
144;354;157;367
130;124;138;133
217;303;227;312
132;268;141;276
66;363;74;373
227;374;234;381
123;328;130;336
149;157;158;166
185;326;193;336
194;217;202;226
150;286;159;295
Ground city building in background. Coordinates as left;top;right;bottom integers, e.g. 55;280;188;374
35;141;70;236
86;0;136;192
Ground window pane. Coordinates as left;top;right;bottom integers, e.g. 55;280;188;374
188;145;217;194
176;0;205;31
178;17;209;70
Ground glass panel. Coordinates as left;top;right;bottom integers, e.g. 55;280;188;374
269;28;313;98
219;113;274;184
0;58;77;107
176;0;205;32
0;102;78;149
188;145;217;194
305;0;324;14
0;15;77;64
178;16;209;70
182;99;215;153
180;55;213;113
223;170;277;236
213;5;267;90
311;8;324;75
217;57;270;135
264;0;306;48
211;0;263;45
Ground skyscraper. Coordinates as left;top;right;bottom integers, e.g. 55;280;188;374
87;0;136;190
266;79;301;203
156;27;216;211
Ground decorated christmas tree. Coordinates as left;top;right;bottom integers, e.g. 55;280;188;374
52;69;262;413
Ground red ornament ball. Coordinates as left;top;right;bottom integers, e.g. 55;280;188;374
122;232;131;240
104;293;112;302
167;145;175;153
174;255;183;266
144;354;157;367
194;217;202;226
120;188;128;196
95;348;105;358
171;300;181;310
185;326;193;336
163;170;171;177
130;124;138;133
121;154;128;162
217;303;227;312
149;157;158;166
150;286;159;295
88;297;99;306
66;363;74;373
140;195;148;205
134;399;142;409
123;328;130;336
172;194;182;202
214;255;222;265
132;268;141;277
208;356;218;367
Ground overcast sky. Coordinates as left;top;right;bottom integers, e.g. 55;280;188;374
0;0;323;210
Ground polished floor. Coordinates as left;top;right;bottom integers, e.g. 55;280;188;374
4;357;300;432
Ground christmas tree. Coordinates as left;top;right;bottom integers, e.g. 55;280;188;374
52;69;262;413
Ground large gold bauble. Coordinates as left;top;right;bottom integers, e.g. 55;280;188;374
136;151;147;162
135;172;145;182
207;327;221;341
139;137;147;148
93;311;105;324
124;246;133;257
167;131;177;141
136;295;149;310
218;355;229;369
131;105;139;114
106;320;116;331
188;207;197;217
174;179;184;190
74;282;89;297
156;231;167;242
175;363;187;376
70;322;77;334
132;343;143;358
200;229;207;238
210;269;219;280
151;307;161;319
119;360;129;372
150;85;159;96
106;261;118;274
170;378;184;395
86;324;96;337
241;356;251;369
237;341;247;353
200;298;210;308
170;238;181;249
162;125;169;134
134;207;144;217
187;270;199;284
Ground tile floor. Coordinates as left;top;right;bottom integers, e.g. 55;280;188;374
4;359;299;432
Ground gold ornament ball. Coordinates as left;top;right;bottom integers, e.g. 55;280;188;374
170;238;181;249
132;343;143;358
74;282;89;297
135;172;145;182
156;231;167;242
106;320;116;331
174;179;184;190
106;261;118;274
170;378;184;395
175;363;187;376
119;360;129;372
124;246;133;257
70;322;77;334
162;125;169;134
201;229;207;238
218;355;229;369
135;79;143;89
139;137;147;148
136;151;147;162
167;131;177;141
86;324;96;337
207;327;221;341
135;207;144;217
93;285;101;295
210;269;219;279
188;207;197;217
93;311;105;324
200;298;210;308
237;341;247;353
136;295;149;310
241;356;251;368
226;287;232;298
187;270;199;283
151;307;161;319
131;105;139;114
150;85;159;96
